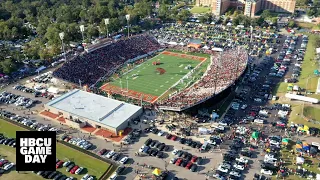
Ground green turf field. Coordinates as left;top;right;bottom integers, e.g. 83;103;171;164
0;119;110;180
109;52;205;96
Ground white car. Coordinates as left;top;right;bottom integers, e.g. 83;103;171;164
87;176;94;180
119;156;128;164
172;149;179;155
63;161;71;167
264;158;277;164
81;174;90;180
105;151;115;158
75;167;84;174
233;164;245;171
170;157;177;164
241;104;247;109
236;157;248;164
3;162;14;170
261;169;273;175
139;145;147;153
157;131;164;136
230;171;241;177
217;166;229;173
109;173;117;180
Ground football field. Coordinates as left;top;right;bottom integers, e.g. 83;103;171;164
101;51;207;103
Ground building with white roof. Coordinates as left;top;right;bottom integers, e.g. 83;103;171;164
44;89;143;134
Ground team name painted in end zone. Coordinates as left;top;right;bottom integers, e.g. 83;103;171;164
20;138;52;163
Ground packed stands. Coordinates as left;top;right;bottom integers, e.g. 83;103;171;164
53;35;161;86
158;47;248;111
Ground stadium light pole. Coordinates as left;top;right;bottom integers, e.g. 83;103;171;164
125;14;130;38
80;25;85;43
59;32;67;61
104;18;110;38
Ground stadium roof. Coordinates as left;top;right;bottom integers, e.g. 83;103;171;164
46;89;142;128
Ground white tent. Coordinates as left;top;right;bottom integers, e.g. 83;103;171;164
47;87;60;94
296;156;305;164
227;22;232;26
316;48;320;54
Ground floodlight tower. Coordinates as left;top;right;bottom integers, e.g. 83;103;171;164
80;25;85;43
104;18;110;38
59;32;67;61
125;14;130;38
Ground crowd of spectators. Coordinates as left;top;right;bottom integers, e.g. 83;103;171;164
158;47;248;110
53;35;161;86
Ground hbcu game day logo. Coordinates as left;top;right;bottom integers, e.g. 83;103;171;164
16;131;56;171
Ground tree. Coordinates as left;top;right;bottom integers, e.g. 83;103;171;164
176;9;191;21
313;36;320;48
288;20;295;28
199;15;207;24
0;58;16;74
261;10;271;19
296;0;308;6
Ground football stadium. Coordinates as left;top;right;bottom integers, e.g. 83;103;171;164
53;34;248;112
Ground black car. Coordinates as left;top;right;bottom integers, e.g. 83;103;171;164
180;160;188;167
116;166;125;175
166;134;172;139
163;145;169;151
196;157;202;165
261;162;279;171
66;163;75;172
0;139;6;144
185;154;192;161
58;175;68;180
196;143;202;149
177;150;184;157
48;171;59;179
4;138;13;145
190;164;198;172
179;138;186;144
8;140;15;146
240;150;253;158
158;143;166;151
182;152;189;158
42;171;52;178
191;141;197;148
156;151;164;158
151;150;159;156
144;138;152;146
150;140;157;147
112;153;121;161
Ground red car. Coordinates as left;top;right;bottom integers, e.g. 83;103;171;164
56;160;63;168
171;135;177;141
64;137;71;142
0;160;8;167
98;149;107;155
185;162;193;169
166;134;172;139
70;165;79;174
175;158;182;166
191;156;198;163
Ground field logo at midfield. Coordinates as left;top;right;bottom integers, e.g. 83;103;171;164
16;131;56;171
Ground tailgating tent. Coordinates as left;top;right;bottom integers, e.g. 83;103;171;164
251;132;259;139
297;125;309;132
152;168;161;176
314;69;319;75
296;156;305;164
302;142;310;151
296;144;302;149
282;138;289;145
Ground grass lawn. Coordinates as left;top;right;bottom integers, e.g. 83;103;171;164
289;104;320;128
190;6;211;14
279;144;320;180
303;106;320;121
297;22;320;30
0;119;110;180
296;34;319;91
109;52;204;96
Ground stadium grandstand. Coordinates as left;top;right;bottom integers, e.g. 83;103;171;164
53;34;161;86
157;47;248;111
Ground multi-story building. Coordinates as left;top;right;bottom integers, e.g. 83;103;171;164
244;0;262;17
196;0;231;15
260;0;296;13
195;0;296;16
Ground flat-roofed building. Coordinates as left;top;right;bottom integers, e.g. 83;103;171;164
44;89;143;134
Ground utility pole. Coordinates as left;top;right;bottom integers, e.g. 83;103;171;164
80;25;85;43
59;32;67;61
104;18;109;38
125;14;130;38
